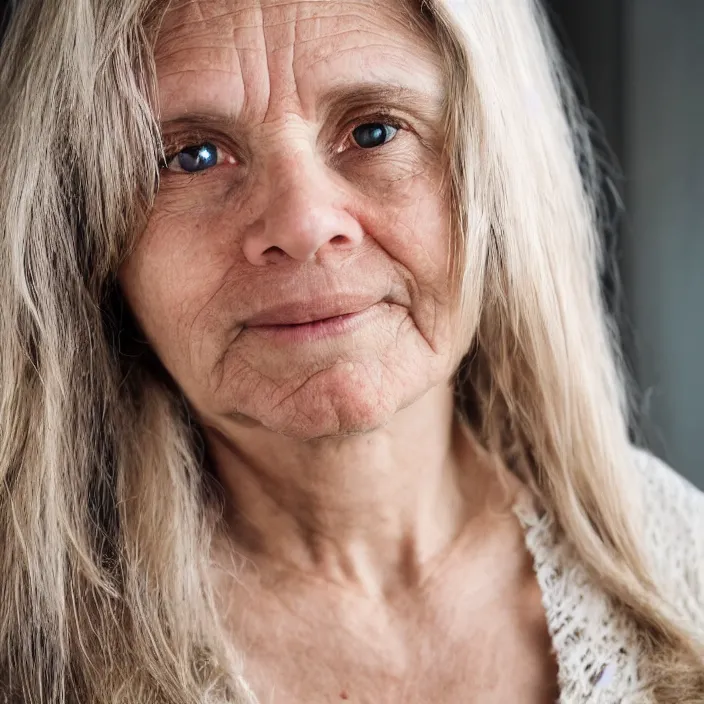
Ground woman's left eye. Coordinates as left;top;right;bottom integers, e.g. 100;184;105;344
164;142;228;173
351;122;399;149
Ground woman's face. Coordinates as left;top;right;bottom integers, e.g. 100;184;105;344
119;0;462;439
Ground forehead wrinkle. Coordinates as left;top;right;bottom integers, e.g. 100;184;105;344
157;2;267;122
259;2;299;120
157;5;261;58
159;0;332;41
159;0;422;54
156;0;442;125
160;0;258;32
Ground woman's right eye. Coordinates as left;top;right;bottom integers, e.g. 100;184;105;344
164;142;232;174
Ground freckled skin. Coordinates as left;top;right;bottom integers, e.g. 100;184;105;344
119;0;458;439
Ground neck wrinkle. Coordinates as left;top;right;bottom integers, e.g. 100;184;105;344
206;382;500;596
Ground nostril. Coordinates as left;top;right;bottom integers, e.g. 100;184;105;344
262;245;285;258
330;235;347;245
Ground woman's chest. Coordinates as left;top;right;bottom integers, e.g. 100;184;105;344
242;633;557;704
231;571;558;703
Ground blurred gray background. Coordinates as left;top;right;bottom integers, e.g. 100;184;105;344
547;0;704;487
2;0;702;485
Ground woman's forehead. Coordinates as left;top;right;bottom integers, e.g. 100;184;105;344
158;0;417;32
155;0;443;125
157;0;429;56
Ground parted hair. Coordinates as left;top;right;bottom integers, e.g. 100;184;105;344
0;0;702;702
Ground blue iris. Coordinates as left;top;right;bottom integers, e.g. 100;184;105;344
352;123;398;149
176;142;218;172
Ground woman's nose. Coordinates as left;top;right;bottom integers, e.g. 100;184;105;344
241;156;365;266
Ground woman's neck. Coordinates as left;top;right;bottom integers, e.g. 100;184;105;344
205;383;504;597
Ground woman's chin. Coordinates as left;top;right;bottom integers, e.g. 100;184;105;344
232;363;406;440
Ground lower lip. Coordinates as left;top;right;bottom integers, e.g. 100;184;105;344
247;305;380;343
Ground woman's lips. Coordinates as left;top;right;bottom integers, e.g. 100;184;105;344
245;304;382;344
245;295;381;327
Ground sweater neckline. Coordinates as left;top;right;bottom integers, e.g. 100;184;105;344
512;496;650;703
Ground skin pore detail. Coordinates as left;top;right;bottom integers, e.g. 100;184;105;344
117;0;559;700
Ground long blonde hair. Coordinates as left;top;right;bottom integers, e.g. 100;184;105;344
0;0;701;702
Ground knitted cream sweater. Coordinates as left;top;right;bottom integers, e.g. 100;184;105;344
514;449;704;703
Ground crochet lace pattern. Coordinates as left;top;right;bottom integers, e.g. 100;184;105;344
514;449;704;703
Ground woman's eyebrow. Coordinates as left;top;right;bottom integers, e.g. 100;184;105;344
318;82;445;124
159;113;241;135
159;82;444;134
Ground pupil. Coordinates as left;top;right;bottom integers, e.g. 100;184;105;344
177;142;217;172
353;123;389;149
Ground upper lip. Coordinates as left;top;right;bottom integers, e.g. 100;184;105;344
245;295;381;327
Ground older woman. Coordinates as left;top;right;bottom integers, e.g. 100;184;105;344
0;0;702;702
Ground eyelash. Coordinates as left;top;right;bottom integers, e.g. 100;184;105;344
160;113;407;172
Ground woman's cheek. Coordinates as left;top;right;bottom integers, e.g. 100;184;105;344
147;139;448;285
338;140;438;199
346;150;451;283
155;174;237;220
